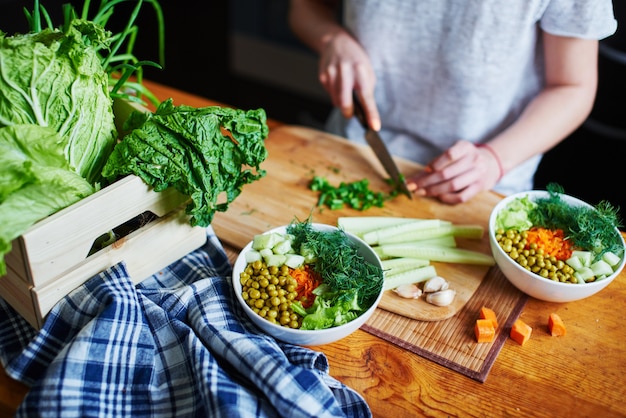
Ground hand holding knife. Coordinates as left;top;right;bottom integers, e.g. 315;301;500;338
352;91;413;199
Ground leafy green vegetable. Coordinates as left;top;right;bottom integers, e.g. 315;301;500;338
0;125;95;275
309;175;390;211
286;220;384;310
0;19;117;185
101;99;269;227
495;184;624;264
21;0;166;107
495;194;537;231
291;284;362;330
528;184;623;260
0;0;165;276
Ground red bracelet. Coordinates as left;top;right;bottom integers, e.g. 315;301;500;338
477;143;504;181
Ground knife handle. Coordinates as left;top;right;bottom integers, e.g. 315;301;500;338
352;91;369;129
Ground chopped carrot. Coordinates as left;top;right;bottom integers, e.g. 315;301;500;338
289;266;322;309
548;313;566;337
525;227;573;261
475;319;495;343
510;319;532;346
479;306;498;329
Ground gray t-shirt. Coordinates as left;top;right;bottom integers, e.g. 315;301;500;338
326;0;617;195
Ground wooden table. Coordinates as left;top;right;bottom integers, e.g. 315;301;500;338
2;79;625;418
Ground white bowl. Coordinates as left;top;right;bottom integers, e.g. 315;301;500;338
489;191;625;303
232;223;384;345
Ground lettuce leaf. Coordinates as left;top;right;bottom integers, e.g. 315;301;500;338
0;125;95;275
291;285;362;330
101;99;269;227
495;195;537;232
0;20;117;185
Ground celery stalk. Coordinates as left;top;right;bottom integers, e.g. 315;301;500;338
383;265;438;290
381;257;430;276
379;244;495;266
377;224;483;245
381;257;430;270
380;235;457;248
362;219;447;245
337;216;416;236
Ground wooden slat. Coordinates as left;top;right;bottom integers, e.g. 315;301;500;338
32;208;206;325
0;265;39;328
3;240;28;284
13;175;189;287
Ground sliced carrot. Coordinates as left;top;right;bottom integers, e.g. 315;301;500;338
548;313;566;337
289;266;322;308
525;227;573;261
510;319;532;346
479;306;498;329
475;319;496;343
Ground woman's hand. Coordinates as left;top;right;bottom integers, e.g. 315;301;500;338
318;31;380;130
288;0;380;130
406;141;502;204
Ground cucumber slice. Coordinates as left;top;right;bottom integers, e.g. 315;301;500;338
245;250;262;264
272;239;293;255
602;251;621;267
284;254;305;269
591;259;613;277
264;254;287;267
252;232;284;251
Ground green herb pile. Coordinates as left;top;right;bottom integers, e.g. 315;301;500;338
528;184;623;260
309;175;396;211
286;219;384;330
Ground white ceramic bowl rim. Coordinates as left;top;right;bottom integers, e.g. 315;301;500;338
232;223;384;343
489;191;626;289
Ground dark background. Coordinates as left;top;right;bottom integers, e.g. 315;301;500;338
2;0;625;222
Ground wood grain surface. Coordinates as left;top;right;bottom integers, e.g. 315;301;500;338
3;79;626;418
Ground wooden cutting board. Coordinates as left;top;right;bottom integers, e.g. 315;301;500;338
378;261;490;321
212;125;502;321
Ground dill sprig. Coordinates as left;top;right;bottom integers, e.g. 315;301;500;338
529;184;623;260
287;219;384;308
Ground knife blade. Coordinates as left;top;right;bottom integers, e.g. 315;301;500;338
352;92;412;198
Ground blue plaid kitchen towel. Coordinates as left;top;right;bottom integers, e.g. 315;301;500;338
0;227;371;418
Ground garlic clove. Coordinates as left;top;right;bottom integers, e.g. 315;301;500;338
393;283;423;299
423;276;449;293
425;289;456;306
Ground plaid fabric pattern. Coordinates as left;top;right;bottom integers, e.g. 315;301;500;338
0;228;371;418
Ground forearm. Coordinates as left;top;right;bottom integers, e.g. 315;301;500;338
490;83;596;172
488;35;599;174
288;0;345;53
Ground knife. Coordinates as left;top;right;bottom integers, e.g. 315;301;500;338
352;92;412;198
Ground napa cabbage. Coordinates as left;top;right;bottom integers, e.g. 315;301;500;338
0;20;117;185
0;19;115;275
0;125;95;275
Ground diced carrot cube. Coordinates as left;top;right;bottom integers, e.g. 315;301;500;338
479;306;498;329
510;319;532;346
548;313;566;337
475;319;496;343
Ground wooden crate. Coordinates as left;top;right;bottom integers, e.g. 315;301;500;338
0;100;208;329
0;175;207;329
